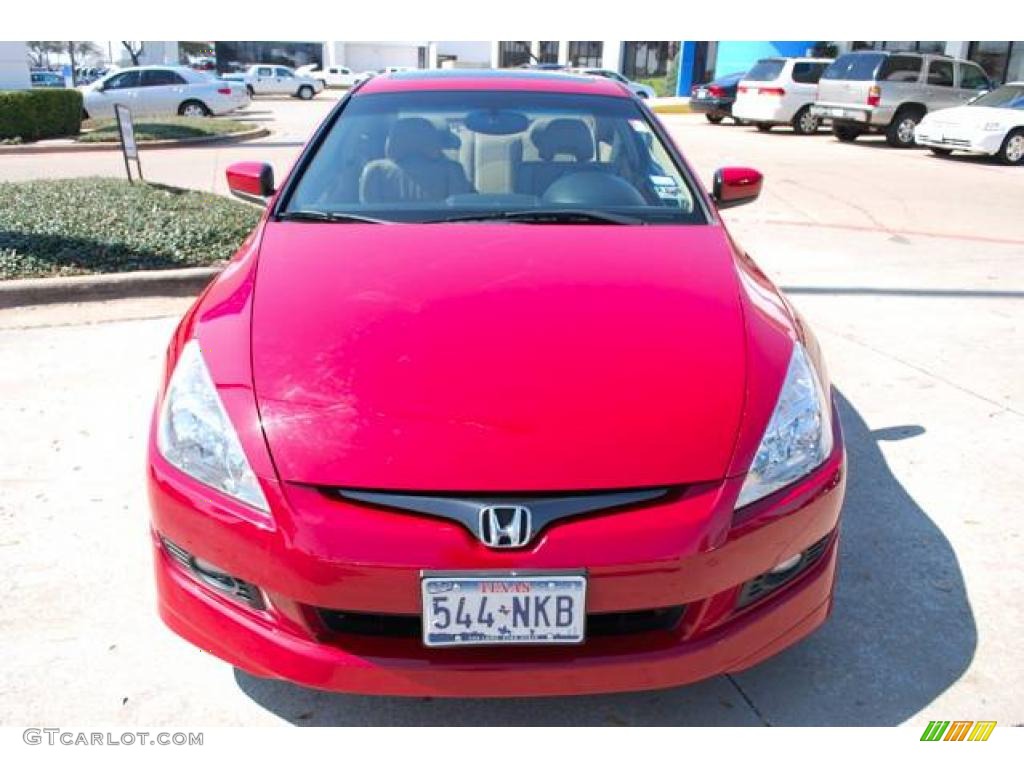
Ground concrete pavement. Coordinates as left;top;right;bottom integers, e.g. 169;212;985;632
1;103;1022;727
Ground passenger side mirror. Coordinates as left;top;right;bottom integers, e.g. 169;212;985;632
226;162;275;205
712;167;763;209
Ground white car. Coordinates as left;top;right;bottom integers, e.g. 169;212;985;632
296;64;361;88
733;57;833;134
915;83;1024;165
82;66;250;119
577;68;657;99
222;65;324;99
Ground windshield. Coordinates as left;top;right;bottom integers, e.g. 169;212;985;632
822;53;886;81
283;90;703;224
744;59;785;82
972;85;1024;109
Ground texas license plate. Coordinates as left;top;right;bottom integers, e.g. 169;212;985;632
421;573;586;647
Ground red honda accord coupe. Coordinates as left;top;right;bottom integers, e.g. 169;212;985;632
148;69;845;697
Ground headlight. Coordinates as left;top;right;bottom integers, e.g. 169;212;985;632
736;343;833;509
157;340;270;513
983;122;1004;131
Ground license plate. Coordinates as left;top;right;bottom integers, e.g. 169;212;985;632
696;88;709;99
830;108;846;117
422;573;586;647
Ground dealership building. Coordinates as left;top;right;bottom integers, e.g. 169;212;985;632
2;40;1021;93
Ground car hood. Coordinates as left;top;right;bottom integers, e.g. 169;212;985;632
251;223;748;491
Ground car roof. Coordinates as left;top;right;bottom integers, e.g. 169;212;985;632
356;68;630;97
111;65;193;72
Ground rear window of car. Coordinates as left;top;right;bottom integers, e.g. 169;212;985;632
822;53;886;81
745;59;785;82
284;90;704;225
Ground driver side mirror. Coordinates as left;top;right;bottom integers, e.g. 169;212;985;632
226;162;275;205
712;167;763;209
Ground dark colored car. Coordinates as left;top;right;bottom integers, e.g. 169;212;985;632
689;72;747;124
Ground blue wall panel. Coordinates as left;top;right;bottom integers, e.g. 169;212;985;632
713;41;817;79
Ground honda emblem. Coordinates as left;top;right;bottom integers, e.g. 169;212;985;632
478;505;532;548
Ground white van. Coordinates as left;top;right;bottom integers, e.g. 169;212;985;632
733;57;833;134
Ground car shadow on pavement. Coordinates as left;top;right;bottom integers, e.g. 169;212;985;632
234;391;976;725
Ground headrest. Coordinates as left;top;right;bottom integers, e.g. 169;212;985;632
386;117;442;161
530;118;594;162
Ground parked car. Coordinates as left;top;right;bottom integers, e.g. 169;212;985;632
812;51;993;148
149;69;846;698
914;83;1024;164
576;67;657;99
296;64;360;88
689;72;747;123
81;66;250;119
31;71;66;88
733;57;833;134
221;65;323;99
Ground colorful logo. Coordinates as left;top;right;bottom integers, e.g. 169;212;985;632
920;721;997;741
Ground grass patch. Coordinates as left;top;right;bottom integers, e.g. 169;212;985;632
78;116;251;143
636;77;673;97
0;177;260;279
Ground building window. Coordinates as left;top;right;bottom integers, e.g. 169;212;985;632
622;42;678;79
538;41;559;64
854;41;947;54
214;41;322;73
499;41;531;68
969;41;1024;84
568;41;603;68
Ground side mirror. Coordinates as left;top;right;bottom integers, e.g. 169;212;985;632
712;167;763;209
226;162;275;205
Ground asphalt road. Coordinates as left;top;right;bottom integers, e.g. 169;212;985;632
1;102;1022;726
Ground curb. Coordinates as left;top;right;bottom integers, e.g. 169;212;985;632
0;127;270;155
0;266;224;309
651;103;693;115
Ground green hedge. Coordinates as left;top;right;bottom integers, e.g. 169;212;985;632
0;89;83;142
0;177;261;279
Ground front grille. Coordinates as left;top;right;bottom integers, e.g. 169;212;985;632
316;605;685;640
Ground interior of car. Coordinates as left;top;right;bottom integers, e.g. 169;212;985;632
286;91;696;221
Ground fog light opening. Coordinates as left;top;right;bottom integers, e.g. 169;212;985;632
769;553;802;574
160;536;265;610
737;535;831;608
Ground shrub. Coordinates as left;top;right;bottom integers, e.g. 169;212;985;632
0;177;261;279
0;88;83;142
78;116;250;143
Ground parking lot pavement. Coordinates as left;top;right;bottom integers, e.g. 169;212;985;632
1;112;1023;726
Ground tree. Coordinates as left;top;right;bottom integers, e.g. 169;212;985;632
27;41;63;68
121;41;144;66
70;41;102;63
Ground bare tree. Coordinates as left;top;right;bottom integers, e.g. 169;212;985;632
121;41;144;66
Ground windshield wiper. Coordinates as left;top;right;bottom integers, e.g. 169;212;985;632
278;210;389;224
426;209;646;225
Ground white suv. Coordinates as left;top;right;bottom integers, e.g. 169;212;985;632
733;57;833;134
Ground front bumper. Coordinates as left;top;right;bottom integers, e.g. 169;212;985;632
150;412;846;697
914;125;1004;155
